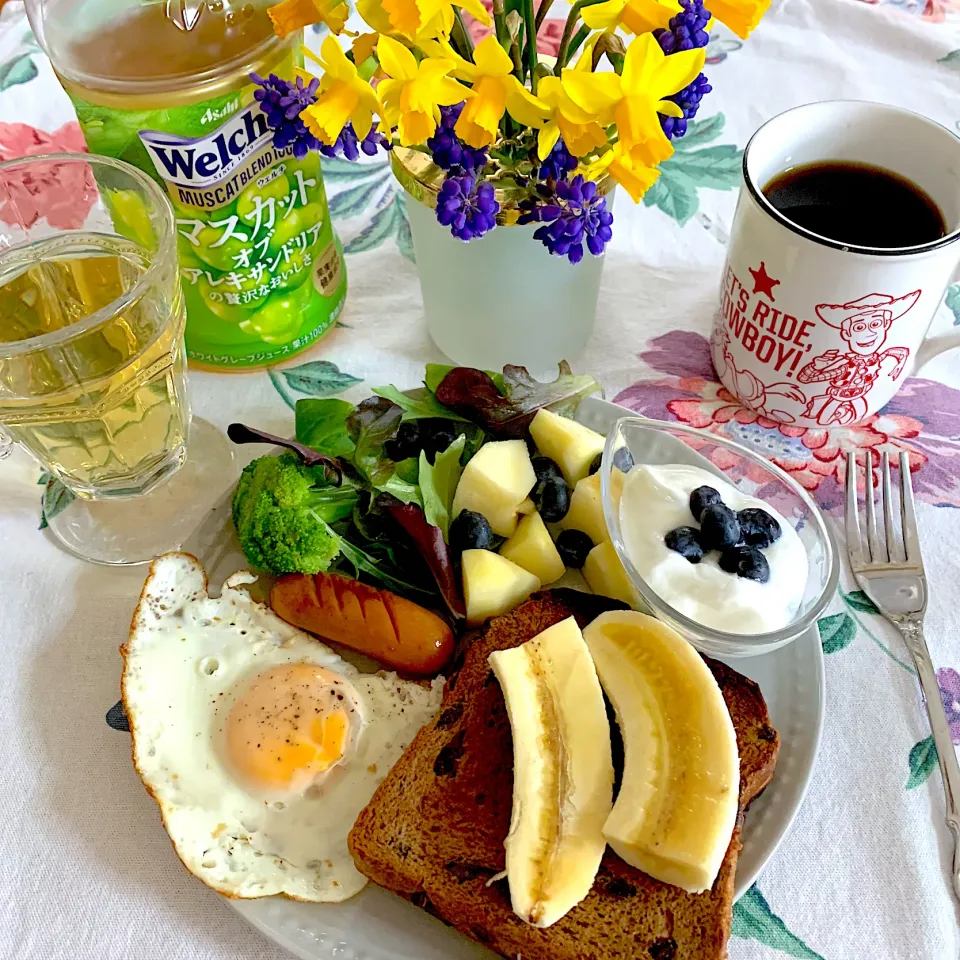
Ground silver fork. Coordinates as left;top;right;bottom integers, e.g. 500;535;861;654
845;450;960;900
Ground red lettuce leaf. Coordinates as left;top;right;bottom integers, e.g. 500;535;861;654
377;493;465;619
227;423;343;485
434;362;601;438
345;396;403;486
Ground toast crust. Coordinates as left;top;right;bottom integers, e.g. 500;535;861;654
348;590;781;960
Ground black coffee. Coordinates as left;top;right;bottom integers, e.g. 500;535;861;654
762;161;946;248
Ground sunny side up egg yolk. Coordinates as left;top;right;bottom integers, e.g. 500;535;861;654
224;663;357;796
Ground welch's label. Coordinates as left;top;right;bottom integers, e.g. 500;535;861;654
67;49;347;369
140;105;274;207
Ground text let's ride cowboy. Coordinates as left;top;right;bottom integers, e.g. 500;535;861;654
716;262;918;426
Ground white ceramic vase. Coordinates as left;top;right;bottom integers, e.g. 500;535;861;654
393;149;609;375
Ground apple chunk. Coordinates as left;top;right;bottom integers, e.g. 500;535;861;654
452;439;536;537
560;470;624;547
529;409;605;487
500;511;566;585
583;541;636;608
463;550;541;625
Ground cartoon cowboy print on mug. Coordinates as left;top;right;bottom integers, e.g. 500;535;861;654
796;291;920;426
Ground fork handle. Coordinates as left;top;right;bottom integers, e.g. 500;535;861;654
898;619;960;900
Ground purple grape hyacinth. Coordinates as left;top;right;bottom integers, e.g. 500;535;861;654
538;139;578;183
318;122;390;160
661;73;712;139
655;0;712;53
528;175;613;264
436;173;499;241
251;72;321;160
427;104;489;173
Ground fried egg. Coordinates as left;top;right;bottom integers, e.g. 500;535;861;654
122;553;443;902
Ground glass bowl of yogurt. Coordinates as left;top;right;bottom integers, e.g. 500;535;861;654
600;417;838;657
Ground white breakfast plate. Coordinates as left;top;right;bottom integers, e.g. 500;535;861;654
185;396;825;960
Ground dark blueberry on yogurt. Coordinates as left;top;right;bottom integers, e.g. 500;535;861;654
719;545;770;583
612;447;634;473
689;485;723;521
698;503;741;551
664;526;704;564
737;508;782;548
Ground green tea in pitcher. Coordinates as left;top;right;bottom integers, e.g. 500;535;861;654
26;0;347;369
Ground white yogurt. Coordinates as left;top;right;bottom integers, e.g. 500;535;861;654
618;464;808;634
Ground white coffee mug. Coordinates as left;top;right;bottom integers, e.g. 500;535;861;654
713;100;960;428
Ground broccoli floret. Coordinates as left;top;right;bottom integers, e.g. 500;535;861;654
232;453;358;575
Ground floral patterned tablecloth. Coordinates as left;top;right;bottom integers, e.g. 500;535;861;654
1;0;959;957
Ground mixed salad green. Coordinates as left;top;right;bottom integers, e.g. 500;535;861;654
230;362;600;617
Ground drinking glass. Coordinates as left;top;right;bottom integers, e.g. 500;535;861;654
0;153;234;564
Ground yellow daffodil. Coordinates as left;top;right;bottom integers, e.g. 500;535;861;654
430;36;549;149
582;0;680;36
356;0;394;34
707;0;769;38
379;0;491;42
376;35;472;145
562;33;703;166
570;30;602;73
581;143;660;202
301;36;384;144
267;0;347;37
351;31;381;67
537;76;608;160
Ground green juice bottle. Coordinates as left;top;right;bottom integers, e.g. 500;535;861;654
26;0;347;369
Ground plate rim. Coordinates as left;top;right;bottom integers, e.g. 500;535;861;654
222;397;826;957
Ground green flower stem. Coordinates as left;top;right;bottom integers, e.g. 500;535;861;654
535;0;556;29
509;37;523;76
843;603;917;676
566;23;592;66
554;0;606;73
451;6;475;59
492;0;513;60
522;0;539;90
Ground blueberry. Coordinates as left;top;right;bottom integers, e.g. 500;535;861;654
719;545;770;583
698;503;740;551
689;485;722;521
534;476;571;523
420;419;459;463
532;456;564;487
664;526;704;564
385;420;422;462
105;700;130;732
737;508;782;547
589;453;603;475
556;529;594;568
450;510;496;553
613;447;634;472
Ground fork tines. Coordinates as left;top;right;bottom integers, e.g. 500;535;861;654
845;451;922;571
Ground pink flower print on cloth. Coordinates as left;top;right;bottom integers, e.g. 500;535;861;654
615;330;960;513
0;121;97;230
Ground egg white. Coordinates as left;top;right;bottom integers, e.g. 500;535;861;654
122;553;443;902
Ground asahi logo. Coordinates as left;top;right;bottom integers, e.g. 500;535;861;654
139;105;271;189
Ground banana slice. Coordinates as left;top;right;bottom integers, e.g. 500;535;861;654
489;616;613;927
582;611;739;894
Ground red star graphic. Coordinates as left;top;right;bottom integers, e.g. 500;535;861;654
748;261;780;301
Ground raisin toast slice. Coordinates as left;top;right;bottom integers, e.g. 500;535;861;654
348;590;780;960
